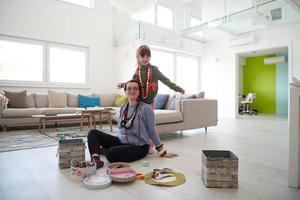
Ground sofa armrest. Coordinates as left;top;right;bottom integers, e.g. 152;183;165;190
181;99;218;130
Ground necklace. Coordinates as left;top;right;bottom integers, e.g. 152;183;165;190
136;64;152;99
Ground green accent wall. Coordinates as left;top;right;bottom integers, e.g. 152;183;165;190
243;55;276;114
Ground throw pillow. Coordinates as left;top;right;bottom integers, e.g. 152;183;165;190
79;95;100;108
48;90;67;108
4;90;27;108
35;94;48;108
195;91;205;99
25;94;36;108
67;94;79;107
114;95;128;107
167;94;195;110
167;95;183;110
154;94;169;109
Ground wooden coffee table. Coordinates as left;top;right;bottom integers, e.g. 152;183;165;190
32;113;86;133
79;107;114;132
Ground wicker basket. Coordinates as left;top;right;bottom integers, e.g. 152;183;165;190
201;150;238;188
58;139;85;169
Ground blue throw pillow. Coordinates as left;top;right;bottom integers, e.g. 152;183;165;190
78;95;100;108
154;94;169;109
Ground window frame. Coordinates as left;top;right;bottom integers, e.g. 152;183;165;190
0;35;89;89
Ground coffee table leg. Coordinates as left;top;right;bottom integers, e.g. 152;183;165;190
93;114;96;129
109;113;112;132
42;119;46;133
99;113;102;130
38;118;42;133
80;113;83;131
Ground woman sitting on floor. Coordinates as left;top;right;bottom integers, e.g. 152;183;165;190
88;79;177;168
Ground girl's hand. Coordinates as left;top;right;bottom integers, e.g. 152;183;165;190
163;152;178;158
117;83;123;89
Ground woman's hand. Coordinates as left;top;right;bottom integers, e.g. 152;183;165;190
163;152;178;158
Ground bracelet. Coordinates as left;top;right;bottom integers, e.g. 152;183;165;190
155;144;163;151
158;148;167;157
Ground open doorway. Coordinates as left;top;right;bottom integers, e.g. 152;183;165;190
236;47;289;118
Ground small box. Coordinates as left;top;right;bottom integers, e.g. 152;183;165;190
201;150;238;188
58;139;85;169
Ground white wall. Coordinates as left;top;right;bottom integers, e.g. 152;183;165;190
202;22;300;118
0;0;116;94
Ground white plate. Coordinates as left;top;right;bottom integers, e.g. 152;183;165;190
83;174;112;189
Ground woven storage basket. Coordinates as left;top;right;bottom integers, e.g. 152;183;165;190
201;150;238;188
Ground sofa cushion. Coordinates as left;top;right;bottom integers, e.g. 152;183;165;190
35;94;48;108
93;94;117;107
4;90;27;108
67;94;79;107
154;94;169;109
42;108;79;116
154;110;183;124
26;94;35;108
2;108;44;118
48;90;67;108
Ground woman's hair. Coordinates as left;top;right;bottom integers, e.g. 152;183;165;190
137;45;151;57
124;79;143;100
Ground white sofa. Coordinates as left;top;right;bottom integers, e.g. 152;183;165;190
0;93;218;133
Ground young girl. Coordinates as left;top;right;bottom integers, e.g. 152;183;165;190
88;80;177;168
117;45;185;108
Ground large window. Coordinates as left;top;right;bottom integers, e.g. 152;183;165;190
176;55;199;94
157;5;173;29
49;46;86;84
151;48;200;94
0;36;88;88
0;39;44;82
131;4;174;30
151;50;174;93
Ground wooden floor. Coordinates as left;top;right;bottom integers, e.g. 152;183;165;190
0;115;299;200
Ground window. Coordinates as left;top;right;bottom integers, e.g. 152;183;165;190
151;50;174;93
0;39;44;82
59;0;94;8
190;16;203;37
157;5;173;29
176;55;199;94
49;46;87;84
131;4;174;30
131;7;155;24
150;48;200;94
0;35;89;88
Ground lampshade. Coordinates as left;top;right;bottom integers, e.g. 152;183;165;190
110;0;158;14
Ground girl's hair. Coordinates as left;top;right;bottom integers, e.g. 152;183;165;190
124;79;143;100
137;45;151;57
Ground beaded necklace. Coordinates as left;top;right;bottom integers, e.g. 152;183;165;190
136;64;152;99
